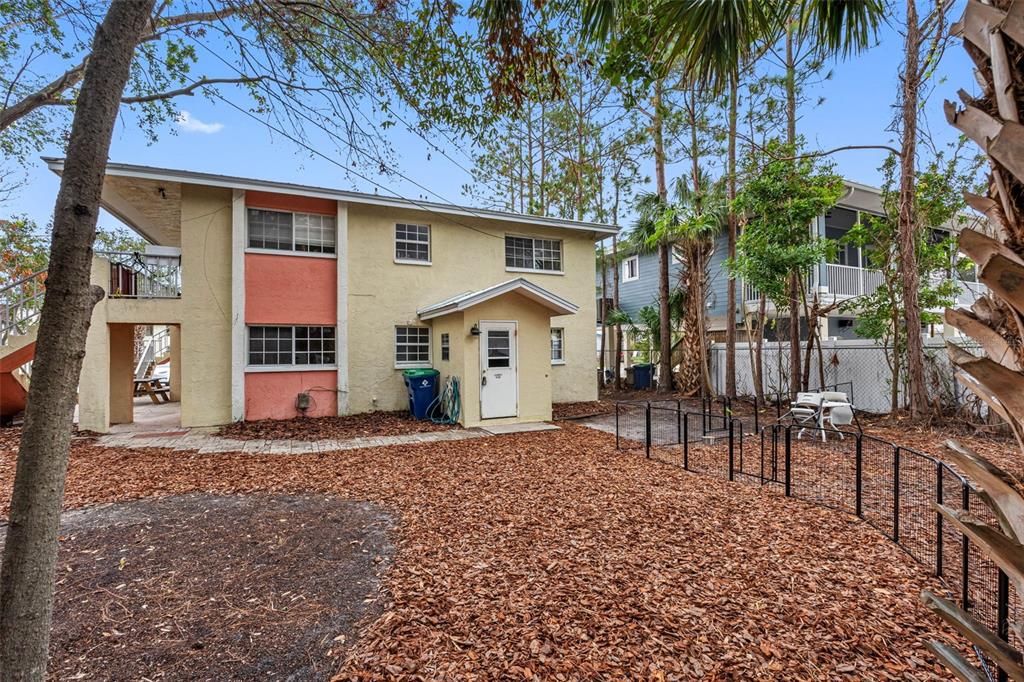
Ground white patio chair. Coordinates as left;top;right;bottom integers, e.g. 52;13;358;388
821;390;848;402
826;403;855;440
784;392;823;440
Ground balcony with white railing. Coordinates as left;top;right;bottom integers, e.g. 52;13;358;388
99;251;182;299
823;263;884;299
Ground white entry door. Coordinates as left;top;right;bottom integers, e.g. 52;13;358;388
480;321;518;419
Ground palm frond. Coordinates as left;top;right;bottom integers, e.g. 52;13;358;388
796;0;884;59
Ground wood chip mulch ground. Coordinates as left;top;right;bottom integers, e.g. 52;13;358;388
216;410;457;441
1;423;960;679
552;400;615;419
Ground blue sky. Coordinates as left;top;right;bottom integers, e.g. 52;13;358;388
3;14;976;234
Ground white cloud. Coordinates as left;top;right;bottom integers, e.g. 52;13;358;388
175;110;224;134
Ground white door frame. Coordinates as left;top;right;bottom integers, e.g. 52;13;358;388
478;319;519;419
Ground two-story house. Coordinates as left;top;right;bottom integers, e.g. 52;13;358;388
39;159;615;433
598;180;986;350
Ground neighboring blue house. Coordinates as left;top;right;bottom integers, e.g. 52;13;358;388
597;180;986;344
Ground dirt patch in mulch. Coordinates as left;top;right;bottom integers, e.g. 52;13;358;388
217;410;457;441
0;493;395;681
552;400;615;419
0;423;961;679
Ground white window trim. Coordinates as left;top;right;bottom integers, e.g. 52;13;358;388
394;325;432;369
440;332;451;362
504;234;564;274
245;247;338;260
245;325;338;370
623;255;639;282
246;207;338;256
246;364;339;373
550;327;566;365
394;223;432;266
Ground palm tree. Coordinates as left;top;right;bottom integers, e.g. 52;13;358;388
906;0;1024;676
648;174;725;394
626;192;673;384
584;0;883;399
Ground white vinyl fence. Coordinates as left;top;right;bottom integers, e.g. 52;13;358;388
709;338;980;413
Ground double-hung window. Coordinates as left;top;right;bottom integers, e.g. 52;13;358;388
395;223;431;263
505;235;562;272
440;332;450;361
623;255;639;282
248;325;336;367
248;208;336;254
395;326;431;367
550;328;565;364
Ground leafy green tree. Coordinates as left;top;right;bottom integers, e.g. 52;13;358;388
842;152;980;410
730;139;844;396
0;1;489;192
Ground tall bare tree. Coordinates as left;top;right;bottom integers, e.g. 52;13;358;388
895;0;954;418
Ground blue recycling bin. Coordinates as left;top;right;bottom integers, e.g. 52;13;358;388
403;368;440;420
632;363;653;389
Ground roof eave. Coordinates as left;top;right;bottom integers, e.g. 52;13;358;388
43;157;619;238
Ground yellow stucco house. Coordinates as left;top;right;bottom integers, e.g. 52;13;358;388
44;159;616;432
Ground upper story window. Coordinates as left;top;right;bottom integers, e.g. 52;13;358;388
623;255;639;282
505;235;562;273
395;223;431;263
247;208;336;254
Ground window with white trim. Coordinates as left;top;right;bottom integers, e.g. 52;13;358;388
396;326;431;366
395;223;430;262
505;235;562;272
247;208;336;254
440;332;450;361
623;255;639;282
550;327;565;364
248;325;336;366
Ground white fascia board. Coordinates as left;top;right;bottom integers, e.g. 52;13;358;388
418;278;579;320
43;157;619;238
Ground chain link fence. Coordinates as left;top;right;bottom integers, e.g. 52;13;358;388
708;339;982;415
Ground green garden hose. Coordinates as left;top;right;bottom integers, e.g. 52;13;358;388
428;376;461;425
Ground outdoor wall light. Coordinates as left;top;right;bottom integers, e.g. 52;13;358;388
470;324;481;336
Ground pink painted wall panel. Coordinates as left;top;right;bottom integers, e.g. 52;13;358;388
245;253;336;325
245;370;337;420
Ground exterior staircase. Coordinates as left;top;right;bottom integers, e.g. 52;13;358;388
1;270;45;422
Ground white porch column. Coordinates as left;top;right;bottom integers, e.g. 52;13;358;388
336;201;350;415
230;189;246;421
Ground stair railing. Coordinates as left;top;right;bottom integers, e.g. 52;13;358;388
0;269;47;345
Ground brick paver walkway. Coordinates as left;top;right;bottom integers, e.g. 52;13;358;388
94;427;488;455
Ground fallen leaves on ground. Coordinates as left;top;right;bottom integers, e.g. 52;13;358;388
38;494;393;680
552;401;614;419
0;423;958;679
217;410;457;441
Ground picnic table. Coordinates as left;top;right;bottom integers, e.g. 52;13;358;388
134;377;171;403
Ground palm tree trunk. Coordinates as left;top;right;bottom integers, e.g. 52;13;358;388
785;23;802;396
653;79;672;393
0;1;157;677
899;0;928;418
599;243;607;388
725;73;739;399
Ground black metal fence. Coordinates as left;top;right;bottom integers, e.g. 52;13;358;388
613;400;1016;678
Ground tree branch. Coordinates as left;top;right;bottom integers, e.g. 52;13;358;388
779;143;903;161
119;75;267;104
0;4;249;132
